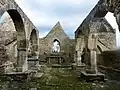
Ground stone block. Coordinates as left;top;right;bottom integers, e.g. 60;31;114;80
80;71;105;82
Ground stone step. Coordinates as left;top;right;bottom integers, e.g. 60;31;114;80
51;64;72;68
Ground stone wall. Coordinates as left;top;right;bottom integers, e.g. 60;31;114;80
97;32;116;50
99;50;120;70
75;16;116;66
39;22;75;63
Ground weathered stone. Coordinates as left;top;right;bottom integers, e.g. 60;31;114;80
39;21;75;64
0;0;39;72
74;0;120;81
1;0;120;82
75;0;117;68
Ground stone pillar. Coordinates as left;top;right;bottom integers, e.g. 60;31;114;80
90;49;97;73
77;50;82;66
90;33;98;74
16;48;28;72
75;37;84;66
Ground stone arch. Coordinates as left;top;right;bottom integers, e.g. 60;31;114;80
0;9;27;72
30;29;38;49
0;9;26;48
53;39;60;45
28;29;38;57
93;2;119;47
93;1;120;31
7;9;26;48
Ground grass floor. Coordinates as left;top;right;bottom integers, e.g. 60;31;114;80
0;65;120;90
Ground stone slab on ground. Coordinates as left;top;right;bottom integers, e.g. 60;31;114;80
0;70;37;81
51;64;72;68
80;71;105;82
33;72;43;78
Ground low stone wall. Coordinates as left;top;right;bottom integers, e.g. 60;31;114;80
98;50;120;70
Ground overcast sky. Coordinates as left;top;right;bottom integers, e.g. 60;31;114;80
1;0;120;47
14;0;99;38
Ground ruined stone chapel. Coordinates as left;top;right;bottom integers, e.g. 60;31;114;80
0;0;120;82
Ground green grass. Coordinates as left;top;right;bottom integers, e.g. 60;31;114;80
0;66;120;90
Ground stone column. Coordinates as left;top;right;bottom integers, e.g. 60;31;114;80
77;50;82;66
90;33;98;74
33;44;39;58
16;48;28;72
90;49;97;73
59;57;62;64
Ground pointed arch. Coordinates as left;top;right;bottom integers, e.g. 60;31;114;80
6;9;26;49
29;29;38;51
53;39;60;45
0;9;27;71
52;39;60;53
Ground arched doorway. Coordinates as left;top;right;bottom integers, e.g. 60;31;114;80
0;9;27;72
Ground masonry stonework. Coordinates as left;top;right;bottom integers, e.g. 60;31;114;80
39;22;75;63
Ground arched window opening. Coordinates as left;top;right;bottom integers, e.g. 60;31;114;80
52;39;60;53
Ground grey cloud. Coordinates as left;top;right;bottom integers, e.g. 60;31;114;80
15;0;99;38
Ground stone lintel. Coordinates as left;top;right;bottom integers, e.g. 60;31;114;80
17;48;27;51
